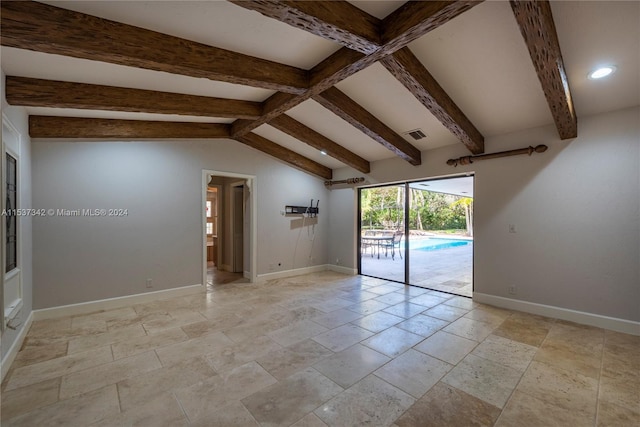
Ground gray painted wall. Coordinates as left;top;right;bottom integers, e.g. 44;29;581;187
329;107;640;322
32;139;329;309
1;71;33;360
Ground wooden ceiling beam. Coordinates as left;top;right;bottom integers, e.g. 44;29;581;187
270;115;370;173
314;87;422;166
29;116;231;139
0;1;309;94
6;76;263;120
510;0;577;139
231;1;482;142
228;1;381;54
381;48;484;154
382;1;482;51
235;133;332;180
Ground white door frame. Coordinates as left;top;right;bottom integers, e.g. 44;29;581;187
202;170;257;285
2;115;23;330
229;180;245;274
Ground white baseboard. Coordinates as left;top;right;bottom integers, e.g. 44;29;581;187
328;264;357;275
257;265;329;282
473;292;640;336
1;310;34;382
32;284;204;321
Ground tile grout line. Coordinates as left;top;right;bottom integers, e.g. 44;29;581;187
171;390;192;424
492;312;546;425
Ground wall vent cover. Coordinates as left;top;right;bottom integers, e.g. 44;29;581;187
404;129;427;140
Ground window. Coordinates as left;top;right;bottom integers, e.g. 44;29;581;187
6;153;17;273
206;189;218;236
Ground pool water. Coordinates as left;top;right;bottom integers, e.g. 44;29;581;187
409;237;472;251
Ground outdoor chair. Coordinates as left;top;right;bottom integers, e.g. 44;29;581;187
383;231;403;260
361;230;375;257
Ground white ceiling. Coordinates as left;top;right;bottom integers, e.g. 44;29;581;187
2;0;638;170
409;175;474;198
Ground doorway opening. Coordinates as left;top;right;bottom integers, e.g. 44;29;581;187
202;171;256;287
358;175;474;297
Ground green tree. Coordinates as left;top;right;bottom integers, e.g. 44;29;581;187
451;197;473;236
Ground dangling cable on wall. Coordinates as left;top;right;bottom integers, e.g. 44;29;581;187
291;199;319;269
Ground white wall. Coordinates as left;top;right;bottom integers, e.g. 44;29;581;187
32;139;329;309
329;107;640;322
1;71;33;362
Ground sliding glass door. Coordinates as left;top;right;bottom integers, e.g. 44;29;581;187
359;184;406;283
358;176;474;297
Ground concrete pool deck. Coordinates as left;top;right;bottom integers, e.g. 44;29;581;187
360;241;473;297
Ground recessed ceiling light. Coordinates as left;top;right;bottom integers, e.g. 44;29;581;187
588;65;616;80
320;150;327;155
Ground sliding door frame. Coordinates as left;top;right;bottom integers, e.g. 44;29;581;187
357;174;474;294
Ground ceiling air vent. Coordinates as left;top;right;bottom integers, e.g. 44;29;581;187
404;129;427;141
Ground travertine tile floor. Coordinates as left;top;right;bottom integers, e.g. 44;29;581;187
1;271;638;426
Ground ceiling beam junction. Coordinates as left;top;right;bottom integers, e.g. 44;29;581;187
231;1;483;163
0;0;309;94
228;1;381;54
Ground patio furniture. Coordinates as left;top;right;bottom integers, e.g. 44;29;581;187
361;230;376;257
381;231;403;260
361;232;398;259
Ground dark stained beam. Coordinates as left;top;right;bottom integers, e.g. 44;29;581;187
270;115;370;173
235;133;332;180
6;76;263;120
0;1;309;94
229;0;381;54
230;48;372;137
382;1;481;51
231;1;482;139
381;48;484;154
510;0;577;139
29;116;231;139
313;87;421;165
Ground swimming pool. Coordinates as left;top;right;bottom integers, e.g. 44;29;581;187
409;237;472;251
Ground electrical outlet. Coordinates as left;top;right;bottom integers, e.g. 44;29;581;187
146;278;153;288
508;286;516;295
336;258;340;265
509;224;516;233
269;264;274;271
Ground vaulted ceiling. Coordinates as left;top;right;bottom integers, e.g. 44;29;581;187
1;1;638;180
